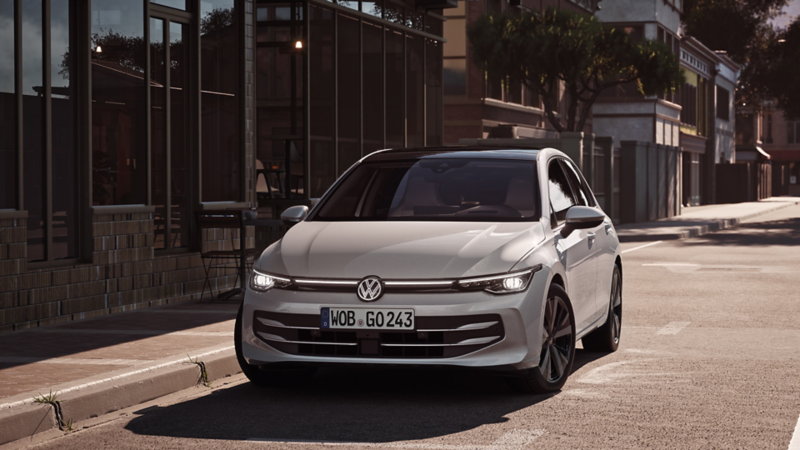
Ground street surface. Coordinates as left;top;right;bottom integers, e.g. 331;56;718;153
19;205;800;450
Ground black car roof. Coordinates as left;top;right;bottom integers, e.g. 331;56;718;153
363;146;542;162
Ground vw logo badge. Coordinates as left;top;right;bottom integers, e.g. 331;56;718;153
357;276;383;302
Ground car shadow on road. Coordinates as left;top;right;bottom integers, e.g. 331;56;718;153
125;350;609;443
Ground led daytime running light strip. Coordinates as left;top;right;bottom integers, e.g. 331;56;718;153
251;264;542;288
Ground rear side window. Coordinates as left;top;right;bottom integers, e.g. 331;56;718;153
548;159;577;226
561;159;595;207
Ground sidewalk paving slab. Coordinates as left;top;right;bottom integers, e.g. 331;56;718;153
615;197;800;242
0;301;241;446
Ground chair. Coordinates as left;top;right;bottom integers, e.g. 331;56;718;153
195;210;261;302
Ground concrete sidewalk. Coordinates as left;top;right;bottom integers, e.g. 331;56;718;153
0;301;241;445
615;197;800;242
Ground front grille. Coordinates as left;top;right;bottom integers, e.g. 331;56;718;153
253;311;504;359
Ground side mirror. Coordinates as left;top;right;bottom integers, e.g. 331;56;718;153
280;205;308;228
561;206;605;237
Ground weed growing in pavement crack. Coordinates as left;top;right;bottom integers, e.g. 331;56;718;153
33;390;75;432
187;354;212;388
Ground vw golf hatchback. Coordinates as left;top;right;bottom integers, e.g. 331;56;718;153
236;147;622;394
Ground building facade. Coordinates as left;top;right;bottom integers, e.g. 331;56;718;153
0;0;447;332
592;0;739;207
441;0;599;144
743;104;800;196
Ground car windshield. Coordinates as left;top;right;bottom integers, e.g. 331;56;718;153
312;158;540;222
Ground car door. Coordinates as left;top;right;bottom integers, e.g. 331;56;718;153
547;158;598;334
560;158;611;325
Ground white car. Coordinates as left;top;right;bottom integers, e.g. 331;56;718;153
236;147;622;394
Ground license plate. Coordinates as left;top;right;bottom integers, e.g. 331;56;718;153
320;307;415;330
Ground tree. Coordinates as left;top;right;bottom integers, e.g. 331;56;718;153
682;0;788;107
769;19;800;120
467;8;683;133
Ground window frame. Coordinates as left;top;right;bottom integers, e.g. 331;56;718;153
546;157;579;228
17;0;85;266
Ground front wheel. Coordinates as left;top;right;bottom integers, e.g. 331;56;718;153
582;264;622;352
235;304;316;387
507;283;576;394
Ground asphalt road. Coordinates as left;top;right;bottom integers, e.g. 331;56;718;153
21;205;800;450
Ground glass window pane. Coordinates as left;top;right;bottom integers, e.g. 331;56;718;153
548;160;576;225
561;159;592;206
443;18;465;57
91;0;147;206
384;1;404;25
152;0;186;10
425;15;442;36
338;13;360;174
363;21;383;153
0;0;16;210
170;22;189;247
52;0;78;259
361;0;382;18
22;1;45;260
310;5;335;197
406;34;424;148
443;58;465;96
201;0;241;202
150;18;166;249
386;28;404;147
425;38;442;146
337;0;358;11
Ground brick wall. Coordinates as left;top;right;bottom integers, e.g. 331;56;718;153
0;211;254;334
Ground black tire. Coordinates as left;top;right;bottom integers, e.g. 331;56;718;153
235;304;316;387
507;283;576;394
581;264;622;353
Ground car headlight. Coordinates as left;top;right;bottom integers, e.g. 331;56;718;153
250;270;292;292
457;265;541;295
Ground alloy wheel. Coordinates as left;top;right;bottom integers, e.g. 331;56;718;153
539;295;574;383
611;269;622;345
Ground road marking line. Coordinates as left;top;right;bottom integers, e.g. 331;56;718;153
789;413;800;450
491;429;545;445
641;263;699;267
621;241;663;254
0;345;234;411
656;322;691;335
247;431;545;450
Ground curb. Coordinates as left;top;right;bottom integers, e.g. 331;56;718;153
0;350;240;446
617;201;800;242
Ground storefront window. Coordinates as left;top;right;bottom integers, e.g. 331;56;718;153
338;13;360;174
363;20;383;153
201;0;241;202
23;1;45;260
425;38;442;146
91;0;147;206
51;0;78;259
0;0;15;210
406;33;424;148
386;28;404;147
309;5;335;197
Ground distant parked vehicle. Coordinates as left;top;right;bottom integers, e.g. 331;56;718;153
235;147;623;394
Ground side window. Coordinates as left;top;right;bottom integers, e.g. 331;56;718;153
548;160;577;226
560;159;594;207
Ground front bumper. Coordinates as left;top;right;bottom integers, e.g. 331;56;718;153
241;274;548;371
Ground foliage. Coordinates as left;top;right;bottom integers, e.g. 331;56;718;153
682;0;788;107
768;19;800;120
467;8;683;133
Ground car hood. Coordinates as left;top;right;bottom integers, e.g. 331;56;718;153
256;221;545;279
